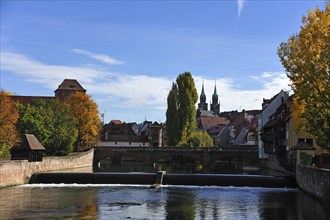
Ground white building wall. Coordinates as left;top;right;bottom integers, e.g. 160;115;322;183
258;90;288;159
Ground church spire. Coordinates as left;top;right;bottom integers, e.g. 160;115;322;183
210;81;220;115
200;79;206;103
198;78;208;111
212;81;218;104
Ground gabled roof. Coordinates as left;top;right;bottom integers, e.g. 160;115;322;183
12;134;45;151
207;124;228;136
106;123;136;136
110;120;123;125
291;142;316;151
200;116;230;130
54;79;86;92
262;117;281;129
199;110;218;117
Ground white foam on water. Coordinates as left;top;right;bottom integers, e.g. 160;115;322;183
17;183;298;192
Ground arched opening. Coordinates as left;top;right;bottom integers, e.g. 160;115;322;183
152;154;203;174
210;157;244;174
95;155;152;173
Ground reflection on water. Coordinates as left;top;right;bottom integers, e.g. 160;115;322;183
1;184;329;219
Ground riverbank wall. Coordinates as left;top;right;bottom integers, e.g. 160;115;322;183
296;165;330;212
0;149;93;187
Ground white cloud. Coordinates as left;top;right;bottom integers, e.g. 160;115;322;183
237;0;246;19
194;72;290;112
71;48;124;65
2;52;290;122
1;51;171;112
1;52;108;88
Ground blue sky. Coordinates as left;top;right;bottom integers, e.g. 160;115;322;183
0;0;325;123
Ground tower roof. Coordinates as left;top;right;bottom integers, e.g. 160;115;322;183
200;80;206;103
213;83;218;96
212;82;219;104
54;79;86;93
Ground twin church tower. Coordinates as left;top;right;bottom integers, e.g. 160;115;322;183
197;81;220;115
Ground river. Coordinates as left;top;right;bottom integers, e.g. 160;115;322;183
0;162;329;219
0;184;329;219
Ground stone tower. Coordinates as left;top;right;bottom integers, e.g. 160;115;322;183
54;79;86;101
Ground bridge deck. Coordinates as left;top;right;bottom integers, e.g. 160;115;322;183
93;146;259;166
93;146;258;152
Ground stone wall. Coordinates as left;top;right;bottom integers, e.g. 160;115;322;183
0;149;93;187
260;154;287;173
296;165;330;212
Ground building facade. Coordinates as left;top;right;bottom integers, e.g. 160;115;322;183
258;90;288;159
260;94;330;170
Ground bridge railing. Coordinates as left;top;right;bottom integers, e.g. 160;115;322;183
93;145;258;152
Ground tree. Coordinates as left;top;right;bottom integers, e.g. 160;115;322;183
278;5;330;149
0;91;19;158
67;92;101;151
165;83;180;146
165;72;198;146
17;98;78;155
187;131;213;147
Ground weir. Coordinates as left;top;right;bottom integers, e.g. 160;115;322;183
29;172;297;188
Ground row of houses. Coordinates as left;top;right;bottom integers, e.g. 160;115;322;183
99;82;262;148
258;90;330;169
98;120;164;147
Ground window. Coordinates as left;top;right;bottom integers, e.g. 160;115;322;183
306;138;313;145
298;138;304;143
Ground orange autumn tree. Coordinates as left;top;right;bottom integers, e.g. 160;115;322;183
67;92;101;151
0;91;19;158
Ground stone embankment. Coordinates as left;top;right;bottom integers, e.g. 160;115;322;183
0;149;93;187
296;165;330;212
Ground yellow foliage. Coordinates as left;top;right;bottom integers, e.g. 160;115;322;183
278;5;330;149
67;92;101;150
291;97;309;136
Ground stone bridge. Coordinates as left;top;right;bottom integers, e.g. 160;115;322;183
93;146;259;167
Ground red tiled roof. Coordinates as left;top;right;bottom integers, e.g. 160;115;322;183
110;120;123;125
200;116;230;130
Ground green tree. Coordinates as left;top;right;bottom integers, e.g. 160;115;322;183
165;72;198;146
67;92;101;151
0;91;19;158
187;131;213;147
17;98;78;155
278;5;330;149
165;83;179;146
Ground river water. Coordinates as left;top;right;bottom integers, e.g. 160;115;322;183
1;184;329;219
1;162;329;219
